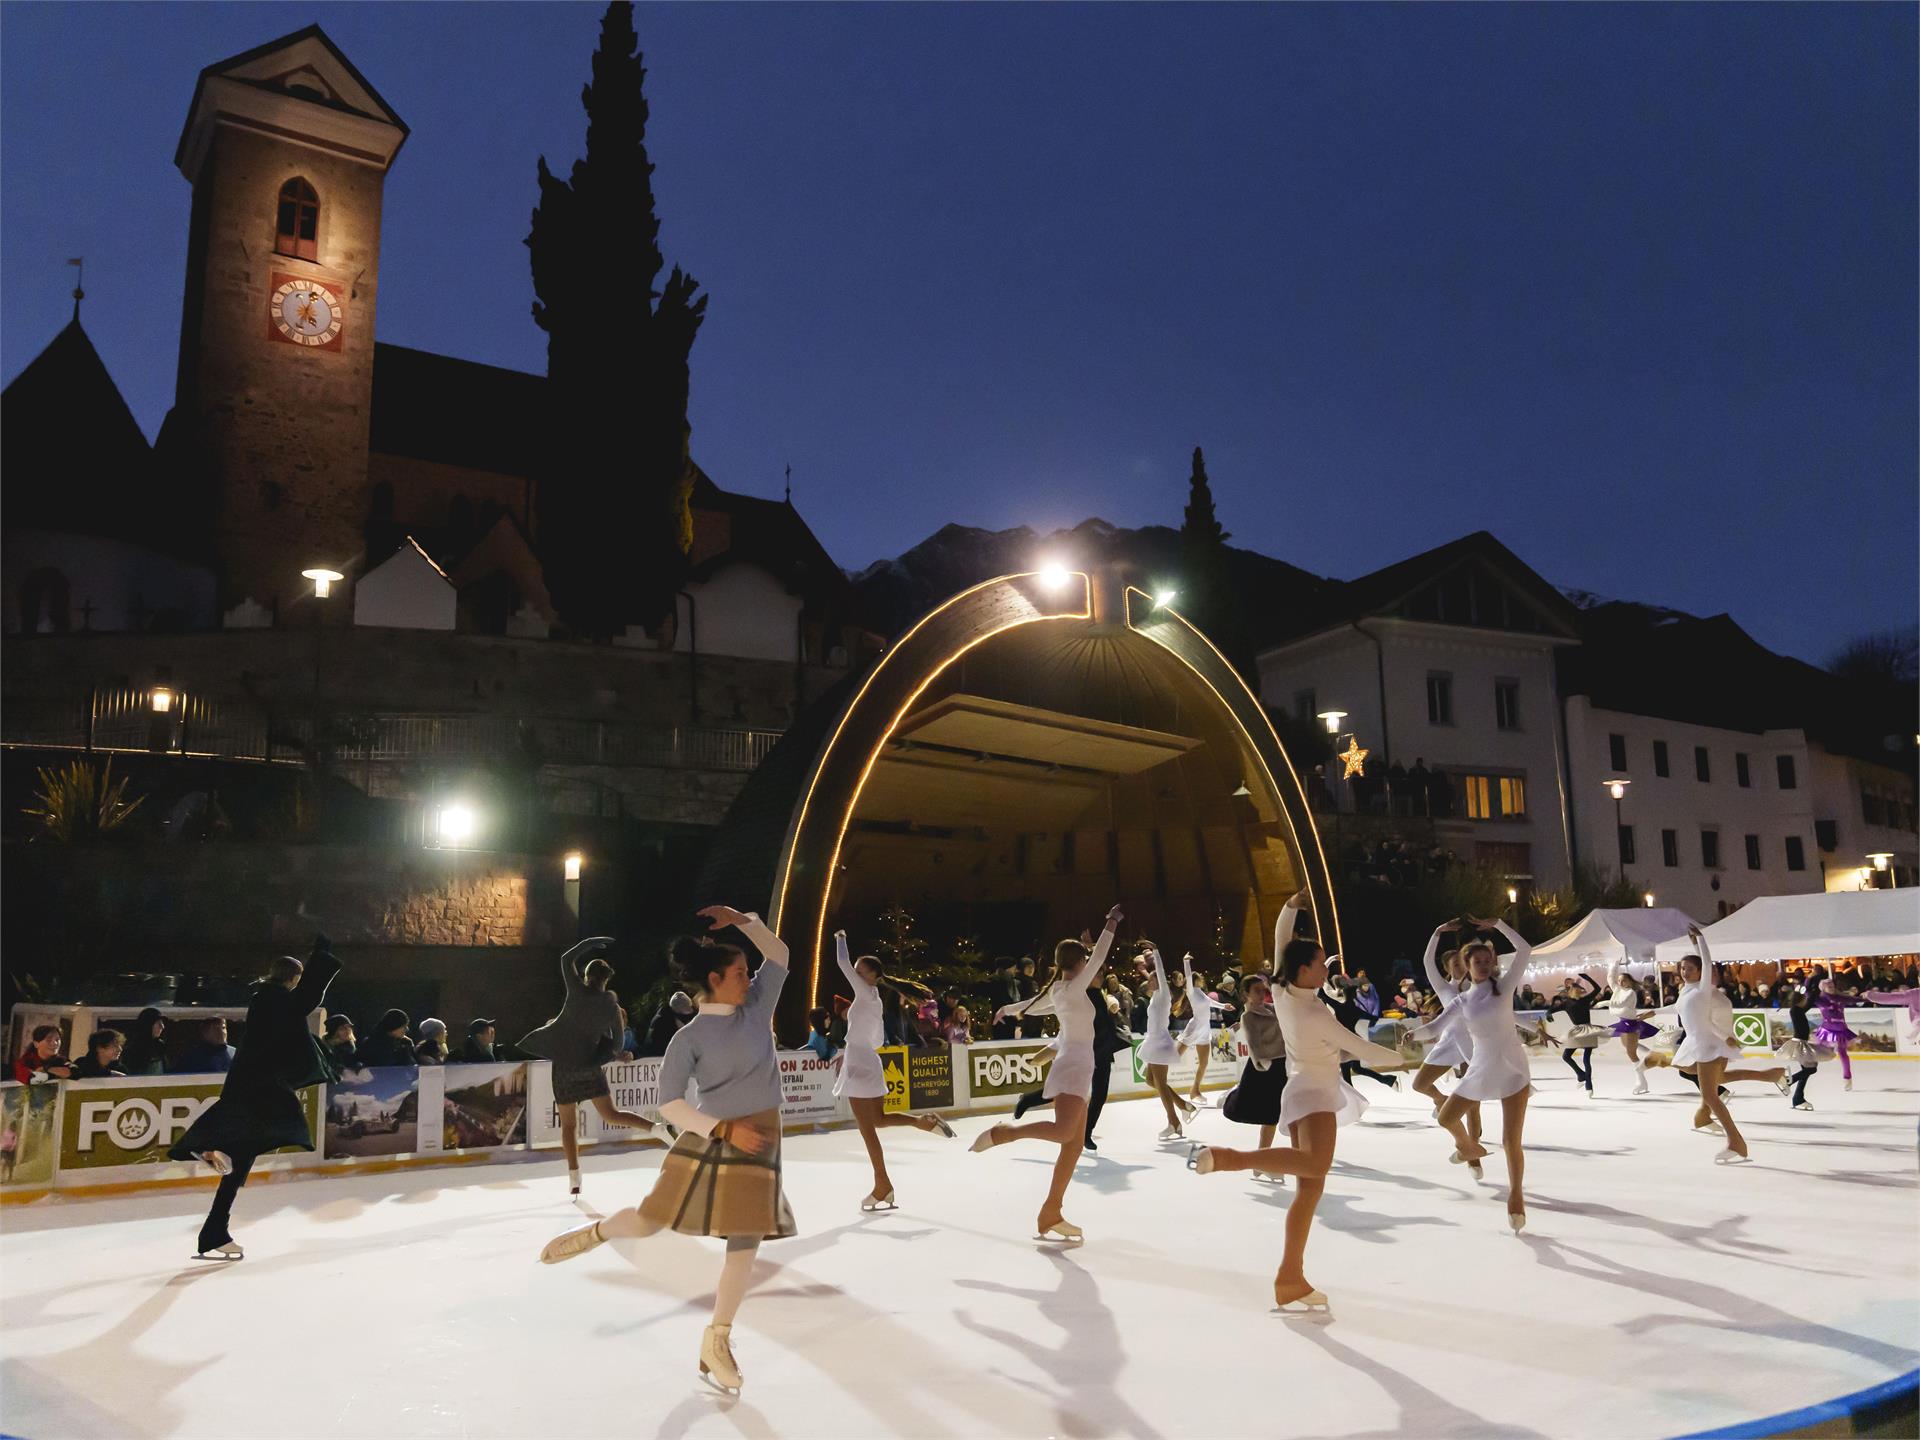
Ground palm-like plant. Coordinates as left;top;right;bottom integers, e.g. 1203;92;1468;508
23;758;144;841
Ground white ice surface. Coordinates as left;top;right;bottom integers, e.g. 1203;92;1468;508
2;1050;1915;1440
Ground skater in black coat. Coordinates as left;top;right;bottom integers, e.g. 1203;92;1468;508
169;935;341;1259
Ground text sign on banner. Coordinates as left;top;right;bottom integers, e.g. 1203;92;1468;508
778;1050;846;1126
966;1041;1056;1099
907;1046;955;1109
60;1077;321;1171
878;1046;910;1113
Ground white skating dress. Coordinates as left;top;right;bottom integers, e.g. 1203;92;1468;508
995;923;1117;1100
1274;982;1404;1129
1178;953;1225;1048
1135;946;1180;1066
1668;936;1743;1068
831;933;887;1100
1413;929;1473;1069
1450;921;1534;1103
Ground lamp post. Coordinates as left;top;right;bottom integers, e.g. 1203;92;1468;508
563;851;584;936
302;567;343;700
1603;778;1631;866
1867;852;1897;889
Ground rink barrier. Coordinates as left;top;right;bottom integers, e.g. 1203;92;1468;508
1673;1366;1918;1439
0;1034;1242;1203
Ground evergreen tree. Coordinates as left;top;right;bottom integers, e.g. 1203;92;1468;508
1181;446;1228;550
529;2;707;638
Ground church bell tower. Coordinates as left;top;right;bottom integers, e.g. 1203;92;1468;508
166;26;407;620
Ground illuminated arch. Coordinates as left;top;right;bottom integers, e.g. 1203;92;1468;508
756;568;1342;1021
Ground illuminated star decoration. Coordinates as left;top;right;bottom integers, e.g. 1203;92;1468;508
1338;736;1370;779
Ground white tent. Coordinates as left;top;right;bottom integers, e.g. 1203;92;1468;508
1650;889;1920;967
1527;907;1694;979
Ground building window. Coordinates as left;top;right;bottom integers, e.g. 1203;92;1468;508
275;178;320;261
1494;679;1520;731
1745;834;1761;870
1653;740;1670;778
1427;673;1453;726
1784;835;1806;871
1618;825;1636;866
1460;773;1526;821
1735;752;1751;788
1700;829;1720;869
1661;829;1679;868
1499;775;1527;817
1608;733;1627;772
1776;754;1797;790
1463;775;1491;820
1294;689;1316;725
1814;819;1837;852
1861;788;1886;827
1694;746;1711;783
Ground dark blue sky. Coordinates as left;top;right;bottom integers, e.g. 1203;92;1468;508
4;3;1913;663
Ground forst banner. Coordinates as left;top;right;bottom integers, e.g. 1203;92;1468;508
60;1077;323;1172
965;1041;1056;1099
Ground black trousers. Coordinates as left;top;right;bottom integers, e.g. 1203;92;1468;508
1790;1065;1816;1106
1012;1061;1112;1144
1340;1059;1395;1090
1562;1047;1593;1087
198;1149;259;1251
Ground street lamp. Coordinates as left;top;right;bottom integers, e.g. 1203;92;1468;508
1037;562;1071;592
436;803;477;846
563;851;583;882
301;567;344;599
1153;589;1178;609
1317;709;1348;735
149;685;173;714
1868;852;1897;889
1506;886;1519;905
563;851;584;935
1603;778;1632;871
1643;891;1655;908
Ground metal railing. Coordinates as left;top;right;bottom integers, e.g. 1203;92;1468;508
1;690;782;773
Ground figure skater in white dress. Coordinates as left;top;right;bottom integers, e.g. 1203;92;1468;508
974;905;1123;1241
1134;940;1192;1138
1431;915;1535;1231
1605;959;1657;1093
1177;952;1227;1103
1656;925;1786;1162
1192;922;1403;1312
1409;923;1481;1152
831;931;955;1211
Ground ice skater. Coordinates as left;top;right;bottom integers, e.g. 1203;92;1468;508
972;904;1124;1242
1862;984;1920;1045
1177;952;1227;1103
539;906;796;1394
1218;971;1287;1184
1605;960;1657;1093
1192;923;1404;1311
168;934;341;1260
1778;971;1826;1111
1430;915;1535;1231
1660;926;1786;1162
1009;980;1131;1152
1409;925;1481;1150
831;930;954;1211
1134;940;1193;1138
1322;967;1399;1094
1546;970;1606;1097
1811;971;1859;1091
518;935;655;1196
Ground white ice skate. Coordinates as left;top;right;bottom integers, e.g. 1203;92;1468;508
539;1219;607;1264
861;1188;897;1212
193;1241;243;1262
1713;1147;1752;1165
922;1114;956;1139
1157;1123;1184;1141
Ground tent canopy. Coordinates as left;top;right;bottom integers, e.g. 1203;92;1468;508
1650;890;1920;967
1528;908;1693;978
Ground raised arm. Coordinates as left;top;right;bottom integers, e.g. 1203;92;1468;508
1491;920;1532;987
1083;905;1123;989
1274;890;1306;962
997;990;1058;1023
1422;924;1459;1003
292;935;344;1015
1149;945;1169;993
697;906;789;1020
833;931;867;992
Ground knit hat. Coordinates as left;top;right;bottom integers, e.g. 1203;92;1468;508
467;1017;496;1037
418;1018;447;1040
376;1008;409;1034
668;991;694;1015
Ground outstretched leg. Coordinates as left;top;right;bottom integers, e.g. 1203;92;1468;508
588;1094;653;1130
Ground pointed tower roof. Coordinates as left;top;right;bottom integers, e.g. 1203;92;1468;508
1;318;166;545
175;24;408;181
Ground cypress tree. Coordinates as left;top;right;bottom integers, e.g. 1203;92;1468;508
529;2;707;638
1177;446;1255;681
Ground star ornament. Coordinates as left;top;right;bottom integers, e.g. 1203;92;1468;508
1338;736;1369;779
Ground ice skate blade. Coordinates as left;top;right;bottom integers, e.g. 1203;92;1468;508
1272;1289;1330;1316
1191;1147;1217;1175
699;1324;742;1391
1252;1171;1285;1186
1035;1221;1084;1243
1793;1101;1815;1111
1713;1147;1751;1165
195;1150;233;1176
1507;1212;1527;1233
1844;1079;1853;1091
1468;1162;1484;1180
860;1191;897;1212
698;1365;742;1397
192;1243;243;1261
927;1115;956;1139
1157;1125;1184;1142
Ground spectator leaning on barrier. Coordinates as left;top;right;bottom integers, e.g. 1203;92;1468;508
642;991;694;1057
121;1008;168;1075
324;1015;360;1071
171;1018;235;1074
944;1005;973;1044
358;1010;415;1068
13;1025;72;1084
414;1018;449;1066
72;1030;128;1079
802;1008;838;1062
459;1019;499;1063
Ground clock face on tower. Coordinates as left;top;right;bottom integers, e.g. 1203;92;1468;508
266;272;345;350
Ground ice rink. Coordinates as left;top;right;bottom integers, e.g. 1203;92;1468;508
3;1049;1915;1440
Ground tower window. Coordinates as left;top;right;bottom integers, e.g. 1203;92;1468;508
275;178;319;261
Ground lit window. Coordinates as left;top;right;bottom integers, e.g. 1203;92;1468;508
1499;775;1527;817
1464;775;1491;819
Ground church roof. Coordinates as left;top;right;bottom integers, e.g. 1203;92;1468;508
0;318;172;549
371;342;546;479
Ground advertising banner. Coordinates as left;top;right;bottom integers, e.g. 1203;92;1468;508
778;1050;845;1126
1;1082;59;1188
323;1066;420;1158
1123;1030;1235;1089
1731;1010;1775;1055
438;1062;529;1151
876;1045;954;1112
59;1075;322;1174
526;1060;664;1146
964;1040;1056;1101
